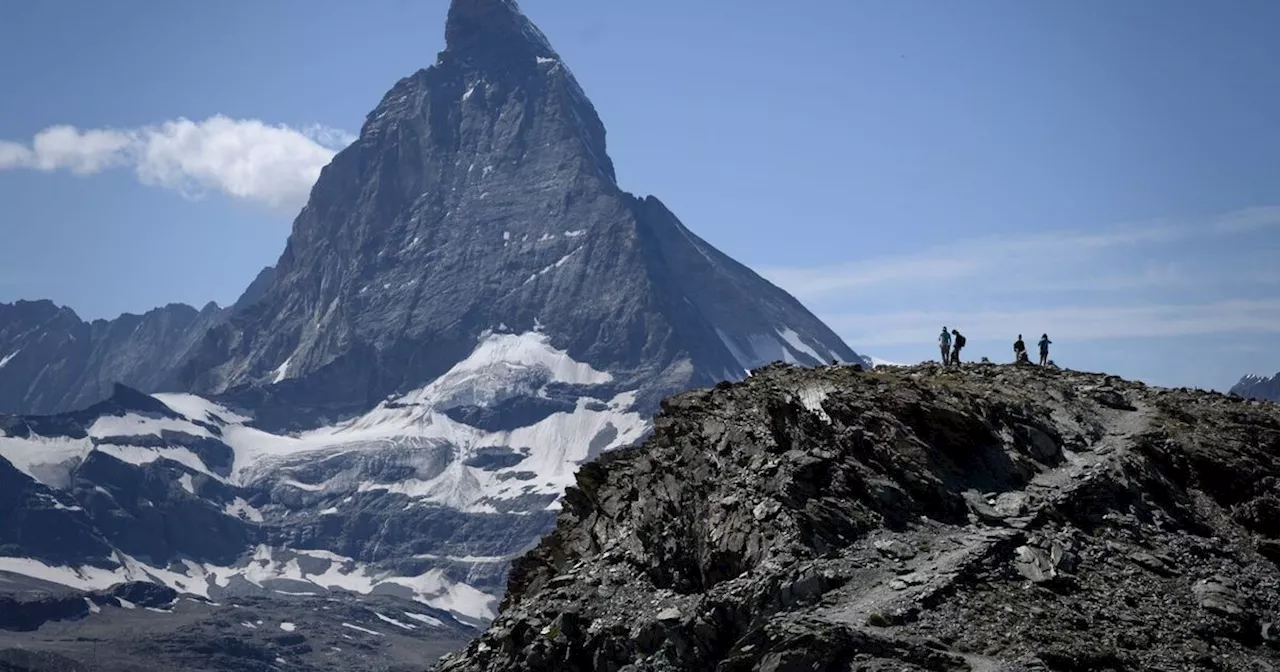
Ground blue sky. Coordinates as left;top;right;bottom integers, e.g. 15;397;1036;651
2;0;1279;391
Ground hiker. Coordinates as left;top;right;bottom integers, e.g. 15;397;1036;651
951;329;966;365
939;327;952;365
1013;334;1028;364
1038;333;1052;366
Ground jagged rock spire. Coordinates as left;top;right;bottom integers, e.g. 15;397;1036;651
444;0;557;66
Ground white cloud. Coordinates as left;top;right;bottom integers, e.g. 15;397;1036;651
0;116;357;213
0;140;35;168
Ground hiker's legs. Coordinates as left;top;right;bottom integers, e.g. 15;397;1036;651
952;346;961;364
1039;351;1048;366
940;345;949;364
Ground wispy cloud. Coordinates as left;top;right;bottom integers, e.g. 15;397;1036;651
756;205;1280;360
0;116;356;213
825;299;1280;347
760;207;1280;302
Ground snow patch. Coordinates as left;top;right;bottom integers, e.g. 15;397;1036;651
405;612;445;628
536;56;557;65
179;473;195;494
0;350;19;369
342;623;384;637
151;393;251;425
96;443;223;481
272;357;293;384
117;598;136;610
280;622;297;632
89;414;213;440
375;612;416;630
462;84;477;101
563;229;586;238
775;327;828;365
0;435;91;489
84;598;101;614
523;248;581;284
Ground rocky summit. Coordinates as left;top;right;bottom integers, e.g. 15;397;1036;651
436;362;1280;672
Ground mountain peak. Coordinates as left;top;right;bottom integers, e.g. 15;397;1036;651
444;0;555;64
179;0;860;417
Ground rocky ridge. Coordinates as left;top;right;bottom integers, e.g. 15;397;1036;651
1233;372;1280;403
0;300;225;416
436;362;1280;671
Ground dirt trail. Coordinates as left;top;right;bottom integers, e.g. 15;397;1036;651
814;396;1155;668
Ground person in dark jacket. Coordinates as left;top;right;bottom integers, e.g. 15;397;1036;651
951;329;966;365
1038;333;1052;366
1014;334;1028;364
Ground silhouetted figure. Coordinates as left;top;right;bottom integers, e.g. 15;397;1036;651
939;327;952;365
951;329;966;365
1014;334;1028;364
1038;333;1052;366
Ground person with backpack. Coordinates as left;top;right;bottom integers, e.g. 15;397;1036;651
951;329;966;365
1013;334;1028;364
939;327;952;365
1038;333;1052;366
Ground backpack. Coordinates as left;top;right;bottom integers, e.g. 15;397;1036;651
956;334;966;348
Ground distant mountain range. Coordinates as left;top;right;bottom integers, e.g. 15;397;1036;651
1232;371;1280;401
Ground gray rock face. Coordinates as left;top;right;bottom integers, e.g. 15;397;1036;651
436;363;1280;672
1232;372;1280;401
178;0;861;419
0;300;224;415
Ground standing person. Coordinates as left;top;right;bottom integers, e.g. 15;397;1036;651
1013;334;1027;364
951;329;966;365
939;327;952;365
1038;333;1052;366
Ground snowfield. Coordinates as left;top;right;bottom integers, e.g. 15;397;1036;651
0;330;645;627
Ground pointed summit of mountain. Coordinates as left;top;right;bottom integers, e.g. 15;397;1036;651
179;1;862;420
444;0;556;66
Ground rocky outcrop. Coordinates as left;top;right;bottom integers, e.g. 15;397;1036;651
0;300;224;415
436;363;1280;671
1233;372;1280;402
